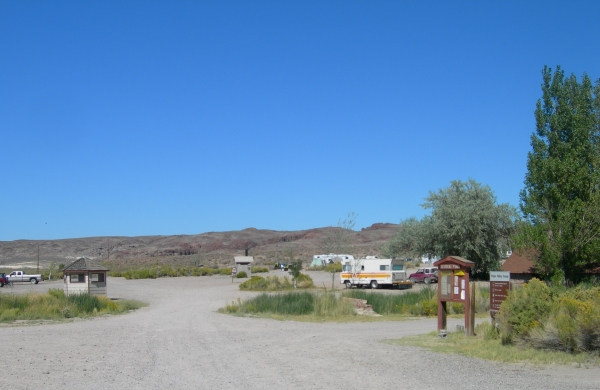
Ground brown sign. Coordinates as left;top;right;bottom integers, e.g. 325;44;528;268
439;264;460;269
490;281;510;311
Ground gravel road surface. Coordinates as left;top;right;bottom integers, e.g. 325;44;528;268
1;271;599;389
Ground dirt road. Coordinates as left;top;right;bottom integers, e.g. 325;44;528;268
1;272;598;389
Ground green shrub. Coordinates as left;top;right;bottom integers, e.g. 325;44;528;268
251;267;269;273
236;271;248;278
497;278;552;343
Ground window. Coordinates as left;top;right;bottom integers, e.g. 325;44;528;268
380;265;389;271
91;273;105;282
361;266;365;271
343;265;351;272
70;274;85;283
392;265;404;271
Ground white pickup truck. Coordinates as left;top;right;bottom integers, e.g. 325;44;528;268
7;271;44;284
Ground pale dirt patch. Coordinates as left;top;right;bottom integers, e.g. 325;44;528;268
1;271;598;389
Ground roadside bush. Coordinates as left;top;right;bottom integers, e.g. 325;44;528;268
251;267;269;273
236;271;248;278
497;278;552;344
497;279;600;353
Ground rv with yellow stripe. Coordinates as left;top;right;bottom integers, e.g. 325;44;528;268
340;256;411;289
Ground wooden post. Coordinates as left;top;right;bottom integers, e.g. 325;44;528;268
469;282;476;336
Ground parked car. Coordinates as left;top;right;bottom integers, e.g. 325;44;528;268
408;267;438;284
0;273;8;287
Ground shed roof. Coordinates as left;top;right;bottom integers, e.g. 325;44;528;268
500;251;536;274
434;256;475;267
63;257;109;272
234;256;254;264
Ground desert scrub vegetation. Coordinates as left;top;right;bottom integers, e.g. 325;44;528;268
239;274;314;291
236;271;248;278
221;291;355;318
109;265;232;279
0;289;146;323
391;322;600;366
250;266;269;273
342;285;490;316
497;278;600;354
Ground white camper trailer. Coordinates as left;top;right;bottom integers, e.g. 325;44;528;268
340;256;411;289
310;254;354;267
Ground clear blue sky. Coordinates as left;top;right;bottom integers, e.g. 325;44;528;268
1;1;599;241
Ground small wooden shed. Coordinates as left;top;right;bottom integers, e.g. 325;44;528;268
500;250;538;283
234;256;254;278
63;257;109;296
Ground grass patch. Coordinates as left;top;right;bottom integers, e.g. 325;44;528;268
109;265;231;279
343;287;438;316
221;291;355;319
239;274;314;291
390;322;600;366
0;289;147;323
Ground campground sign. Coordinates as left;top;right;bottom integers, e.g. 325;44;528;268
490;271;510;314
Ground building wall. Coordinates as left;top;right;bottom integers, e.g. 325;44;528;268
64;273;89;296
236;264;252;277
63;272;108;296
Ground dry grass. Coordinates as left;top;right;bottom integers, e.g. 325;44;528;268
390;324;600;366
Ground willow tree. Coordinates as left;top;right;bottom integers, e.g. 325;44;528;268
386;179;517;277
517;66;600;282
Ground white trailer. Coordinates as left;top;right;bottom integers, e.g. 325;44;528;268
310;254;354;267
340;257;411;289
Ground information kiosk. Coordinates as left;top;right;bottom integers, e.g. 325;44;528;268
434;256;475;335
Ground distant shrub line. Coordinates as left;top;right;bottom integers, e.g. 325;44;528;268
239;274;314;291
0;289;146;322
109;265;232;279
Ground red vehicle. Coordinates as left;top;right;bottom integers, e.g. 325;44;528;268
408;267;438;284
0;273;8;287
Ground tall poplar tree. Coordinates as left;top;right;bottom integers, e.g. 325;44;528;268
518;66;600;282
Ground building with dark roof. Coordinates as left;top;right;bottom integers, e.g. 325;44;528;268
63;257;109;296
500;250;538;282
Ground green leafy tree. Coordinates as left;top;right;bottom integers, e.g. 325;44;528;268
386;179;518;277
517;66;600;282
288;260;303;289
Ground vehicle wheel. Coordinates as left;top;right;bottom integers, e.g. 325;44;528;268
345;280;352;289
30;278;38;284
0;282;3;287
370;280;378;289
409;277;415;283
425;278;431;285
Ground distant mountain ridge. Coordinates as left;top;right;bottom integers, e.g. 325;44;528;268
0;223;400;269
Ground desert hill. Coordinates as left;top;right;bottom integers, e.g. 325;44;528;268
0;223;400;270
